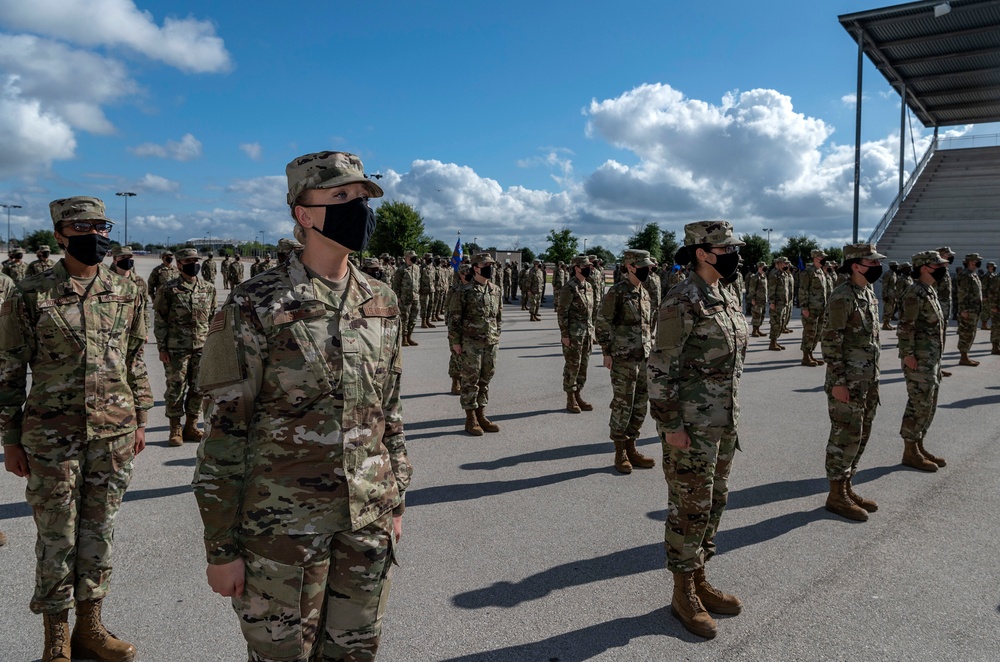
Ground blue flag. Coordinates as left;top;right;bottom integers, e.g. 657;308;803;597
451;238;463;271
798;256;805;271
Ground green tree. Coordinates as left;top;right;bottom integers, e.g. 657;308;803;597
520;246;535;263
739;233;771;271
427;239;451;257
544;228;578;265
369;201;427;256
778;235;820;269
24;230;60;254
660;230;680;265
626;222;662;262
824;246;844;264
587;245;616;265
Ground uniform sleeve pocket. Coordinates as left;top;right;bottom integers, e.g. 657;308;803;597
233;549;306;659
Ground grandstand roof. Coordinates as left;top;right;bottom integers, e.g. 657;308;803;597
839;0;1000;127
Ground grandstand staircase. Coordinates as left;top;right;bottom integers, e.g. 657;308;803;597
875;145;1000;265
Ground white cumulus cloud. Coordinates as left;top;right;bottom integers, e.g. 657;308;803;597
130;133;203;161
136;173;180;193
240;143;263;161
0;76;76;176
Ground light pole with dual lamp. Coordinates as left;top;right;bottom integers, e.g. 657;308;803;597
116;192;136;246
2;204;22;255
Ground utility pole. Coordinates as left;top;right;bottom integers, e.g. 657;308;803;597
116;192;136;245
1;204;22;255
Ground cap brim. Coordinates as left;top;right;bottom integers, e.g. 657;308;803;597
633;257;655;267
314;172;384;198
714;237;746;247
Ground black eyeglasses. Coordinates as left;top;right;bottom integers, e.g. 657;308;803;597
710;245;740;255
62;221;114;234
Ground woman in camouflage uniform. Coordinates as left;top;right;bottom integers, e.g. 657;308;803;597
194;151;412;661
648;221;747;640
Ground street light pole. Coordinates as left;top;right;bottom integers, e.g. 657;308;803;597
116;192;136;245
762;227;774;247
583;237;588;253
2;204;22;255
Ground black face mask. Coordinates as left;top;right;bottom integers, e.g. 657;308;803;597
115;258;134;271
480;265;493;280
181;262;201;277
858;264;883;284
634;266;650;282
974;260;982;269
580;266;592;279
710;252;740;280
64;234;110;266
819;258;827;266
931;266;948;282
947;255;955;264
304;197;377;252
165;257;174;264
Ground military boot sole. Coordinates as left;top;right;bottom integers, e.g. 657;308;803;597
825;500;869;521
70;642;136;662
902;457;938;472
670;603;717;639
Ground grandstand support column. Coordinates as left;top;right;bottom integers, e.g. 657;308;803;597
852;29;864;243
899;84;906;197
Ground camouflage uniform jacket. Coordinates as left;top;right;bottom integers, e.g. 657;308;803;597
0;272;13;302
448;280;502;347
798;265;829;312
193;254;411;564
2;261;28;284
418;263;435;295
747;272;767;304
881;270;897;301
956;270;982;314
892;274;912;303
897;281;944;365
27;258;55;277
227;259;244;285
648;272;748;433
767;269;793;307
981;272;998;301
821;280;880;388
597;280;652;361
642;272;662;310
391;263;419;304
934;269;951;306
201;257;216;283
148;263;179;299
558;277;594;339
153;276;217;351
552;265;565;289
0;261;152;448
528;266;544;294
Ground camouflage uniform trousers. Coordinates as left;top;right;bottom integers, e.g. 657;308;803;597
459;342;498;410
434;289;445;317
957;314;979;352
400;299;418;337
164;348;205;419
661;425;737;574
750;303;766;329
769;305;788;341
529;291;541;317
608;359;648;441
992;309;1000;346
561;336;591;393
24;431;134;614
234;516;394;662
900;364;940;443
825;380;879;480
419;293;435;320
448;347;460;379
800;308;826;352
552;285;562;311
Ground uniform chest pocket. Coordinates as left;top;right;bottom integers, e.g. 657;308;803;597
191;292;211;321
268;304;335;404
35;298;84;362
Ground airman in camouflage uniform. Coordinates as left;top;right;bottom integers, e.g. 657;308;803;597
988;261;1000;354
154;247;217;446
391;250;420;345
201;251;216;285
648;221;747;640
518;263;530;310
597;249;657;474
956;253;984;366
418;252;436;328
587;255;605;324
227;253;245;288
27;245;55;277
446;263;473;394
747;261;768;336
449;252;503;436
821;243;884;522
0;271;13;549
195;150;411;662
111;245;149;330
147;250;178;301
552;260;566;308
642;260;662;324
934;247;955;340
881;262;898;330
767;256;793;350
898;250;950;473
527;259;545;321
276;237;303;265
2;196;151;662
559;255;595;414
980;261;997;331
502;261;513;302
799;249;831;366
3;248;28;284
438;258;451;320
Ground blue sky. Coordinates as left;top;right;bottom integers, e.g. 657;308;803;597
0;0;992;253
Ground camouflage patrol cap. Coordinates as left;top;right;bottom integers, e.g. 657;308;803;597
965;253;982;263
49;196;112;227
842;243;886;261
571;255;591;268
936;246;954;255
423;252;433;259
811;249;827;259
380;252;390;259
38;245;51;255
458;262;472;274
988;261;997;268
889;261;898;267
588;254;597;260
175;248;199;260
285;151;384;205
111;245;134;258
276;237;303;254
774;255;789;264
622;249;654;267
683;220;745;247
472;252;495;266
404;249;417;258
757;261;767;268
900;262;912;269
11;248;23;257
161;251;174;258
363;257;381;268
911;250;948;269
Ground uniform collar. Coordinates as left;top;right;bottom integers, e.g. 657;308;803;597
287;251;374;308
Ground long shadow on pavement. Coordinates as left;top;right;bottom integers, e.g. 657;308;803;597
406;467;612;507
939;393;1000;409
0;484;191;521
405;409;564;432
438;606;690;661
460;437;658;471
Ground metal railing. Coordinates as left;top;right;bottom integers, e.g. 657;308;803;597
867;137;937;244
936;133;1000;150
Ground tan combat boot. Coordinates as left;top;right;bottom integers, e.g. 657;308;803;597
825;479;868;521
693;567;742;615
751;326;761;337
168;418;183;447
768;339;781;351
566;392;581;414
624;438;655;469
902;441;938;472
401;336;411;347
182;416;203;443
917;440;946;467
426;318;436;328
613;440;631;474
406;334;418;346
844;476;878;512
475;407;500;433
671;572;717;639
42;609;71;662
811;352;825;365
574;391;593;411
881;319;894;331
71;599;137;662
464;410;483;436
450;377;460;395
959;352;979;366
782;327;792;334
992;341;1000;355
981;320;990;331
0;528;7;546
801;351;818;366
